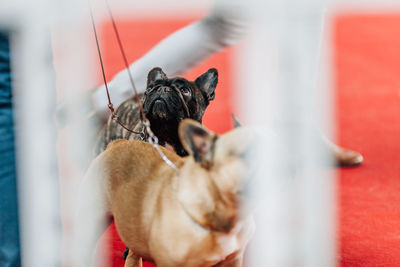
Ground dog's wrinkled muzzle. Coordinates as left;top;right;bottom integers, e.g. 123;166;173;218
144;87;189;120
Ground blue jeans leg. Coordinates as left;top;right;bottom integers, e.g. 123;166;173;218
0;32;21;267
0;108;21;267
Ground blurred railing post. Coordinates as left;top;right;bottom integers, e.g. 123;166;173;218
1;0;94;266
237;0;336;266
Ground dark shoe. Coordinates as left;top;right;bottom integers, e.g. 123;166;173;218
331;145;363;167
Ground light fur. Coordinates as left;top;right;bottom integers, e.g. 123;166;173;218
74;119;255;267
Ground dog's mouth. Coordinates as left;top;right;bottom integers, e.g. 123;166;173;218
153;98;165;106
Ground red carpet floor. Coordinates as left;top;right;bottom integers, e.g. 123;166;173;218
335;14;400;267
94;13;400;267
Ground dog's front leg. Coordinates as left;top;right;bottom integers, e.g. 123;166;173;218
124;249;143;267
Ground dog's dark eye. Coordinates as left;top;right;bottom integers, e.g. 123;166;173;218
180;87;191;96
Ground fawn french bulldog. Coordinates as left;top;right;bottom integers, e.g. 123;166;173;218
75;119;256;267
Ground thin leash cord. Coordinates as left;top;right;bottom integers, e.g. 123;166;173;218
104;0;146;121
90;0;179;173
103;0;158;141
89;5;141;135
89;7;113;112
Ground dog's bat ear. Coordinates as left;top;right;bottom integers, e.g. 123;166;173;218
232;113;242;128
147;67;167;86
195;68;218;101
179;119;216;167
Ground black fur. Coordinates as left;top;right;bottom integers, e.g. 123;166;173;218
94;67;218;157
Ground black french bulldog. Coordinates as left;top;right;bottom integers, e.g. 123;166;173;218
94;67;218;157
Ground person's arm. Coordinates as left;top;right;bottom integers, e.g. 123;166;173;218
91;0;249;122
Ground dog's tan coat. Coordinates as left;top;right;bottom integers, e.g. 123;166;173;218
75;120;255;267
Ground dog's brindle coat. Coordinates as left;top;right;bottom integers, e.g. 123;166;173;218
94;67;218;157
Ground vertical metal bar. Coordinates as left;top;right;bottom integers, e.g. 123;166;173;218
238;0;336;266
9;0;61;265
1;0;94;266
52;1;99;266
